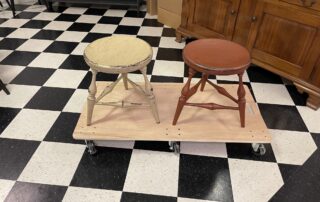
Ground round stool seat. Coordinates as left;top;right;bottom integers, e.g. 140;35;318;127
84;35;152;73
183;39;250;74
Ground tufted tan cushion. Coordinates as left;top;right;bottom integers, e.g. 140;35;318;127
84;35;152;68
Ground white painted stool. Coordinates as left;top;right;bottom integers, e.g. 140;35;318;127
84;35;160;125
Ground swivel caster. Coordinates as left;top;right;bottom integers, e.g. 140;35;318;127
252;143;266;156
169;141;180;154
85;140;97;155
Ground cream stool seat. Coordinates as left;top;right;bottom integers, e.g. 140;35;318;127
84;35;160;125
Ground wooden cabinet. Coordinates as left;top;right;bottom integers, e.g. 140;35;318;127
177;0;320;110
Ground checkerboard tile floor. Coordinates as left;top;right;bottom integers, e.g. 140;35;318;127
0;2;319;202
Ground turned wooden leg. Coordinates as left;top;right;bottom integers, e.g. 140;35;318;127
175;31;183;43
200;73;208;92
173;68;196;125
237;72;246;128
87;70;97;126
122;73;129;90
141;67;160;123
307;93;320;110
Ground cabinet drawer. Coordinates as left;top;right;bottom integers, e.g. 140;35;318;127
280;0;320;12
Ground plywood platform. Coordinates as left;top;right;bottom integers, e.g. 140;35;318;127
74;82;271;143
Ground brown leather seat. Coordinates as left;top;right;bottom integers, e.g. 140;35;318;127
173;39;251;127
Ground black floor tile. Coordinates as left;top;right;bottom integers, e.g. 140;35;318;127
32;30;63;40
84;8;107;16
44;112;83;144
131;60;154;75
114;25;139;35
82;33;111;43
22;20;50;29
70;147;132;190
0;27;16;37
0;138;39;180
142;19;163;27
258;103;308;132
0;18;7;25
151;75;183;83
0;38;27;50
124;10;146;18
121;192;177;202
226;143;277;162
178;154;233;202
156;48;183;61
4;181;67;202
271;150;320;202
59;55;89;70
0;107;21;134
278;163;301;184
137;36;160;47
78;71;118;89
7;4;29;11
67;22;95;32
98;16;122;24
162;28;176;37
44;41;78;54
25;87;74;111
11;67;55;86
311;133;320;148
15;11;39;19
134;141;172;152
1;51;39;66
247;66;283;84
286;85;308;106
55;14;80;22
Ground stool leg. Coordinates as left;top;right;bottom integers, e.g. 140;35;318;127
122;73;129;90
173;68;196;125
87;70;97;126
141;67;160;123
200;73;208;92
237;72;246;127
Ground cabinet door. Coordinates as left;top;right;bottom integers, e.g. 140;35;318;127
247;2;320;78
186;0;241;39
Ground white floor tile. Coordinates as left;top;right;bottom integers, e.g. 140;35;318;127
0;65;24;83
152;60;184;77
120;17;144;26
159;37;185;49
152;47;158;60
18;142;85;186
138;27;163;36
228;159;283;202
297;106;320;133
6;28;39;39
123;150;179;197
56;31;87;42
63;7;87;14
24;5;47;12
271;129;317;165
71;42;89;55
63;187;121;202
0;50;13;62
44;21;73;31
28;52;68;69
94;140;135;149
63;89;88;113
0;19;28;28
0;179;15;201
104;9;127;17
0;84;40;108
76;15;101;24
251;82;295;105
180;142;228;158
33;12;60;21
16;39;53;52
44;69;87;89
1;109;60;141
90;24;117;34
0;11;16;19
145;13;158;19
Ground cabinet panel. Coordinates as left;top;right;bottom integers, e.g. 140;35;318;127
248;2;320;77
187;0;240;39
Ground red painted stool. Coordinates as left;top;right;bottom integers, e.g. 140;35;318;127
172;39;251;127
